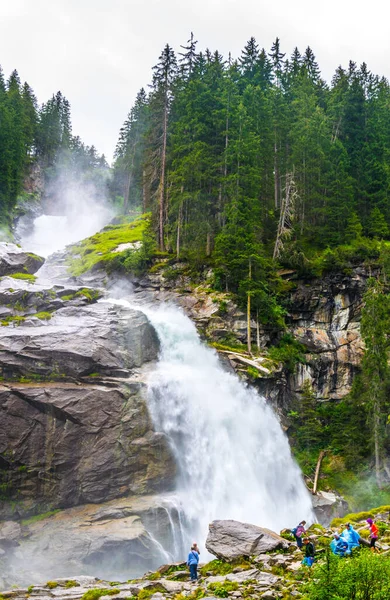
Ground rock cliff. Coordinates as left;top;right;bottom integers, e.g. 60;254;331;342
127;265;370;411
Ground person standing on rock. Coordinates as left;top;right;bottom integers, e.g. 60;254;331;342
301;537;315;567
366;518;379;552
292;520;307;549
187;543;200;582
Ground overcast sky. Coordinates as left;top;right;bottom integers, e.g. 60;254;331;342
0;0;389;163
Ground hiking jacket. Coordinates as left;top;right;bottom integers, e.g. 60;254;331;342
187;550;199;566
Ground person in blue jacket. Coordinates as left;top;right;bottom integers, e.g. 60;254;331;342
342;523;361;553
330;533;348;557
187;543;200;581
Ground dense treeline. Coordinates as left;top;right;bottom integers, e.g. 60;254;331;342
0;65;108;228
113;35;390;302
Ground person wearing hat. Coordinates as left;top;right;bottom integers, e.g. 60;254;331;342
330;533;348;557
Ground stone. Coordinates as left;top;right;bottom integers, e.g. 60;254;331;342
312;491;349;526
0;521;22;547
206;520;289;560
0;496;182;588
0;299;176;520
0;243;44;276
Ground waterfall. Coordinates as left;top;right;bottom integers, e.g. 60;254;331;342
108;299;314;556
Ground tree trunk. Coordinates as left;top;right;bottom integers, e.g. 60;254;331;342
142;169;149;211
247;258;252;355
158;97;168;252
176;203;182;260
274;134;279;209
313;450;326;495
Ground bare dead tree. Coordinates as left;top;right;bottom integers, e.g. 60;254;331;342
273;172;298;260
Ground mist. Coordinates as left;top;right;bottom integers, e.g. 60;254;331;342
16;164;114;258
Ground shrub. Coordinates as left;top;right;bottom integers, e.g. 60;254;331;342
268;333;306;372
304;550;390;599
207;581;238;598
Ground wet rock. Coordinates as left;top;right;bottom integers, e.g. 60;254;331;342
0;242;44;276
206;520;289;560
312;490;349;526
0;297;176;519
0;496;181;587
0;521;22;547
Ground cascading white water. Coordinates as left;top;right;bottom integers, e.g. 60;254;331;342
109;299;314;556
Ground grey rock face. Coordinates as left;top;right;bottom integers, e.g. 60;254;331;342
0;242;44;276
0;496;181;588
312;490;349;526
206;520;289;560
0;282;175;520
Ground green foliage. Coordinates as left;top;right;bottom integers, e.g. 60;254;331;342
67;214;149;276
65;581;80;588
21;510;60;525
137;586;166;600
199;559;233;577
33;311;52;320
207;581;239;598
46;581;59;589
8;273;37;282
80;589;120;600
303;550;390;599
1;315;26;326
268;333;306;372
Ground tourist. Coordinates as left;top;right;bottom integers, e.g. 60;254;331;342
366;518;379;552
292;520;307;549
342;522;360;553
330;533;348;557
301;537;315;566
187;543;200;582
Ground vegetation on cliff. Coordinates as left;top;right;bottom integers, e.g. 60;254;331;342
0;64;109;235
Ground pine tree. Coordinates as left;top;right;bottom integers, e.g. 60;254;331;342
150;44;178;251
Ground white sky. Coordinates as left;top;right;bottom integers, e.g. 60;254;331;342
0;0;389;163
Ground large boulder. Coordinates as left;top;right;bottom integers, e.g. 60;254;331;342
0;495;180;587
0;242;44;276
312;490;349;526
0;296;176;519
206;520;289;560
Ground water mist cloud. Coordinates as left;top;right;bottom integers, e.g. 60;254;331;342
18;170;114;258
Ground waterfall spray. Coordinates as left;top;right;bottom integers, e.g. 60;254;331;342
108;299;314;557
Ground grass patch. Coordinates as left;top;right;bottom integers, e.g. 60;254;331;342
21;510;60;526
67;214;149;276
331;505;390;527
80;589;120;600
199;558;252;577
46;581;59;589
33;311;52;321
1;315;26;326
207;581;239;598
8;273;37;282
65;580;80;588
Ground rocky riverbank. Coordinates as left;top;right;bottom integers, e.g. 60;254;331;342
3;511;390;599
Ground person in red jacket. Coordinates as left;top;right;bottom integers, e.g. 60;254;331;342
366;518;379;552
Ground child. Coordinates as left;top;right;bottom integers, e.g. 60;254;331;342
366;518;379;552
301;537;315;567
187;543;200;581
